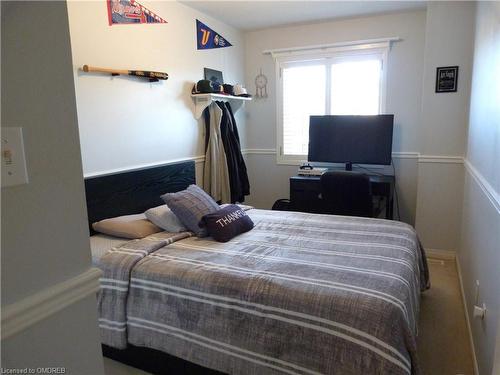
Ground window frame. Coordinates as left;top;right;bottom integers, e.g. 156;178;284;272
275;43;389;165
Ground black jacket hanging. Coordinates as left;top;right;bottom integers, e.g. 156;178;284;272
225;102;250;200
203;107;210;152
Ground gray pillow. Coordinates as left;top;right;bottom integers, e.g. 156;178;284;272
161;185;220;237
145;204;187;232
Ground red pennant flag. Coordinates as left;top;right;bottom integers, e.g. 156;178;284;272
107;0;167;25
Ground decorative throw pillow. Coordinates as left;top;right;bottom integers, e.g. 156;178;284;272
145;204;187;232
92;213;162;239
201;204;254;242
219;203;254;211
161;185;220;237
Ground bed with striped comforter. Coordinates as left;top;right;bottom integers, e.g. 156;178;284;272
98;209;429;375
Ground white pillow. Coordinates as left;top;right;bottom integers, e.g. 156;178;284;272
145;204;187;232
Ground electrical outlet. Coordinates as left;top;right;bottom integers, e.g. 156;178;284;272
1;127;29;187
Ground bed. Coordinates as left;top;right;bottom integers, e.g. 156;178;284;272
85;161;429;375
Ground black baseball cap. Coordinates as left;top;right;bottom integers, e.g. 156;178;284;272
193;79;214;94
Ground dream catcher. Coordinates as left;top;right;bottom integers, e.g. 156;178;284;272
255;68;268;99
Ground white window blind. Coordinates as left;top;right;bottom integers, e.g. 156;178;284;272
274;41;389;164
282;64;326;155
330;59;381;115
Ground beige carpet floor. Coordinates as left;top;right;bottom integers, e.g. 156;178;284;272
417;258;475;375
104;257;475;375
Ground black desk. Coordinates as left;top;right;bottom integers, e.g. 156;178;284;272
290;171;395;219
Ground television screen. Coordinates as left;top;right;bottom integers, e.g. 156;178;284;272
308;115;394;165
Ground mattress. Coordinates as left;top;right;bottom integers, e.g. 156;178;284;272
90;234;128;266
97;209;429;375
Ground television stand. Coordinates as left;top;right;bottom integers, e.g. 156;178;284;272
345;162;353;171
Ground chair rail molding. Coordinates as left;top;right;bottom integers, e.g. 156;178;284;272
241;149;465;164
242;148;277;155
418;155;464;164
392;152;419;159
464;158;500;214
1;267;102;340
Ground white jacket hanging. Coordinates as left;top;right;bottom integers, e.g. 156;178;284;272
203;102;231;203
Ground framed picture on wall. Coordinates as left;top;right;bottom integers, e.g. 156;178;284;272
204;68;224;85
435;66;459;93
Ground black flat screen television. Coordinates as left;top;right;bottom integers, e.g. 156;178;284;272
308;115;394;170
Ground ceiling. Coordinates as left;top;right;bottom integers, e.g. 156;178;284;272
180;1;427;31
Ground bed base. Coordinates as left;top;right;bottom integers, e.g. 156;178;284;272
88;160;223;374
102;344;225;375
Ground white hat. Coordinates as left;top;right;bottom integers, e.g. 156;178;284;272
233;84;252;97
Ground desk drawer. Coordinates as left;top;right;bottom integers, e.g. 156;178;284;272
290;179;323;213
372;183;390;196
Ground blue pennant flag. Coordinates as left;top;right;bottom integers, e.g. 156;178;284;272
196;19;232;50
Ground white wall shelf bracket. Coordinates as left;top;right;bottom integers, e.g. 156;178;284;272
191;93;251;119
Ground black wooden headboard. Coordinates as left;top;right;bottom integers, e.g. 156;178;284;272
84;160;195;232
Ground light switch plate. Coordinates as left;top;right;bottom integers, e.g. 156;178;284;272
1;127;29;187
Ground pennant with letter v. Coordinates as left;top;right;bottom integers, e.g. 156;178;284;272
196;19;232;50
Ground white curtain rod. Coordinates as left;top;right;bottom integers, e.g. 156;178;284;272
262;37;401;55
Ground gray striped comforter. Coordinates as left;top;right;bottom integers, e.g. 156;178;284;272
99;209;429;375
97;231;191;348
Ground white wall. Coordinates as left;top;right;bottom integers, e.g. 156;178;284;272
464;3;500;194
244;10;426;153
243;5;477;253
414;1;475;252
243;10;427;224
67;0;247;182
1;1;103;373
458;2;500;374
419;2;475;157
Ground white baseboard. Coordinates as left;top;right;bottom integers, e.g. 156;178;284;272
425;248;456;260
455;256;480;375
1;267;102;339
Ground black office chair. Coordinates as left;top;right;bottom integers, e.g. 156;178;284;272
320;171;374;217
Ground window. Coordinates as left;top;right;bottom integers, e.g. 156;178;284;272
283;64;326;155
275;43;388;164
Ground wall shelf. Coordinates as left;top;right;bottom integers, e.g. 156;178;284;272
191;93;251;119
